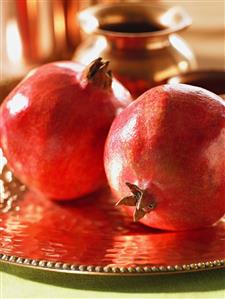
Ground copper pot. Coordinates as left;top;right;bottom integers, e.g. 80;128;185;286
73;3;197;97
167;70;225;96
0;0;83;101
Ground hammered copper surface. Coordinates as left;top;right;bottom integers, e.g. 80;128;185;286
0;157;224;270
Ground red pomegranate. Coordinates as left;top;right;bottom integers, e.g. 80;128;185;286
0;58;132;199
104;84;225;231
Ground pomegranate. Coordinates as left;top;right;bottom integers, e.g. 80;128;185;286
0;58;132;199
104;84;225;231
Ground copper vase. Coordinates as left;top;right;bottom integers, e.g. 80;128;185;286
0;0;82;102
73;3;197;97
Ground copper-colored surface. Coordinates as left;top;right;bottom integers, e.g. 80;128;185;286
0;154;224;275
73;3;197;97
1;0;79;85
0;78;22;104
167;70;225;96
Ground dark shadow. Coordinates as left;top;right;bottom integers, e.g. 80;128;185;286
1;263;224;293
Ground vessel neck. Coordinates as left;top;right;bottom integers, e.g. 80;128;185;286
104;34;170;51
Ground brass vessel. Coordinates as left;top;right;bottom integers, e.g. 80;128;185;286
73;3;197;97
0;0;81;101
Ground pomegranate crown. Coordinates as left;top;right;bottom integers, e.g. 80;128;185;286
84;57;112;89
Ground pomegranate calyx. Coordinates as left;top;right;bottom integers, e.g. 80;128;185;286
85;57;112;89
116;182;156;222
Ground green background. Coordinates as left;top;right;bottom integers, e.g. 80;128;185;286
0;264;224;299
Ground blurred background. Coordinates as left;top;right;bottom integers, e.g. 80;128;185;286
0;0;224;100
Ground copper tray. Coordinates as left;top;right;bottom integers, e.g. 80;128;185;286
0;151;224;276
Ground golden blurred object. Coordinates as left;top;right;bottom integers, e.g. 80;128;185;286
167;70;225;96
0;0;84;101
0;79;22;104
73;3;197;97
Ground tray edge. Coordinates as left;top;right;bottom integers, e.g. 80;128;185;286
0;252;224;276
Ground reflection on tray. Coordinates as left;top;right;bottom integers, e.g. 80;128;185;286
0;152;224;271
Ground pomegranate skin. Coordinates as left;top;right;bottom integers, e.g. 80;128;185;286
0;61;132;199
104;84;225;231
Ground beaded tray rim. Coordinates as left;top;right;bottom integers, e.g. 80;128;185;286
0;253;224;276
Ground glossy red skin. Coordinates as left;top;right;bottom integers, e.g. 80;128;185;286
104;84;225;231
0;62;132;199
